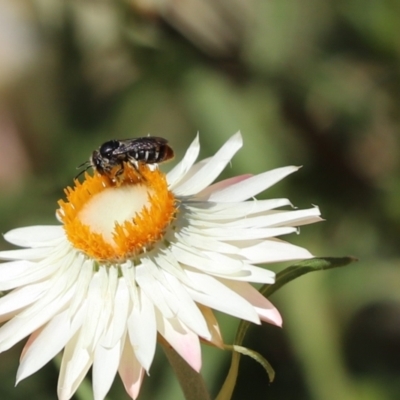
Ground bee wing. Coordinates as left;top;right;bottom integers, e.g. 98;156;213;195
112;137;168;155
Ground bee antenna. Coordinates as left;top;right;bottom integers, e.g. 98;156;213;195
75;163;92;180
76;160;90;170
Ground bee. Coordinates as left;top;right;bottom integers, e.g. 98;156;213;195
78;136;174;180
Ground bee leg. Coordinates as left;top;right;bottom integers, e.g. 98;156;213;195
128;157;146;180
113;164;125;182
115;167;124;177
127;156;139;170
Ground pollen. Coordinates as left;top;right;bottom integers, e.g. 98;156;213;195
58;164;177;262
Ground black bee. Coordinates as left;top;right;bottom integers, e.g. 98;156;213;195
78;137;174;180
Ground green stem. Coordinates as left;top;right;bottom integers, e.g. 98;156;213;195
162;343;211;400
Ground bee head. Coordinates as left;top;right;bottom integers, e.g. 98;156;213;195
91;150;106;174
99;140;119;157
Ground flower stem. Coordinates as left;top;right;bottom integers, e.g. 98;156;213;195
162;343;211;400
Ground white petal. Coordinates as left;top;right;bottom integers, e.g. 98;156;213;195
0;244;76;291
291;206;323;226
0;247;52;260
0;283;75;352
152;248;195;288
17;305;86;382
127;289;157;372
185;270;260;324
179;209;314;231
212;264;275;284
135;262;175;318
0;260;37;290
170;243;243;275
176;231;239;254
221;279;282;326
167;134;200;189
101;278;130;348
4;225;64;248
173;132;243;196
186;198;293;219
204;166;300;202
0;282;48;316
81;267;112;350
93;340;121;400
215;207;321;229
68;259;95;317
137;260;208;337
162;272;211;339
196;174;252;199
172;157;211;187
156;312;202;372
183;226;297;241
58;332;93;400
121;261;138;303
239;239;314;263
119;338;145;400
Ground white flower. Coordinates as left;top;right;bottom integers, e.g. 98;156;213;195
0;132;321;400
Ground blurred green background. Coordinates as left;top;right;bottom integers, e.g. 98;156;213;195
0;0;400;399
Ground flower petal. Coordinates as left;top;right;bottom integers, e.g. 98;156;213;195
58;331;93;400
4;226;64;248
17;305;86;383
203;166;300;202
0;247;52;261
176;231;239;254
170;243;244;275
184;270;260;324
239;239;314;263
157;312;202;372
0;282;48;316
182;226;297;241
92;339;121;400
0;244;76;291
198;305;224;347
127;289;157;372
119;338;145;400
167;134;200;188
162;271;211;339
0;282;75;352
212;264;275;284
173;132;243;196
221;279;282;326
135;262;175;319
101;278;130;348
80;267;113;350
186;198;293;219
196;174;252;199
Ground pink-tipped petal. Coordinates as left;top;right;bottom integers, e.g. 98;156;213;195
157;312;202;372
222;279;282;327
119;339;145;400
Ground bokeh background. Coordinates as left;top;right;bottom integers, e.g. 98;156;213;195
0;1;400;399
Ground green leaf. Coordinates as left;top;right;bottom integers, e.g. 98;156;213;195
262;256;358;298
229;344;275;381
216;256;357;400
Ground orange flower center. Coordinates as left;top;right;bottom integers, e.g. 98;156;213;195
58;164;177;262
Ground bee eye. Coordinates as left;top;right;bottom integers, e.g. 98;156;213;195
99;140;119;156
